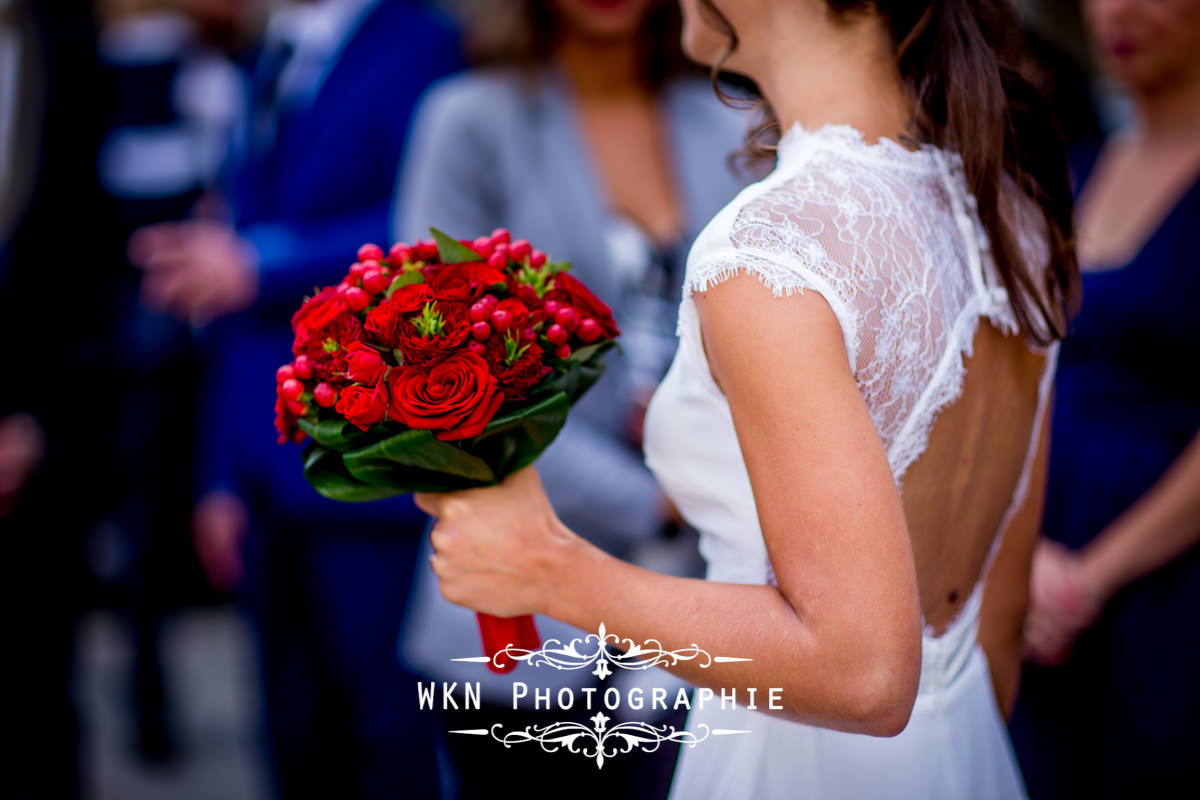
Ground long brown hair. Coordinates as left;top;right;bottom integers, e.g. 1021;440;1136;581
699;0;1080;346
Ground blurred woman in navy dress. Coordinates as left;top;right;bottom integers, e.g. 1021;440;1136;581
1010;1;1200;797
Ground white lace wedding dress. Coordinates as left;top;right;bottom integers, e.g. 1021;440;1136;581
641;121;1059;799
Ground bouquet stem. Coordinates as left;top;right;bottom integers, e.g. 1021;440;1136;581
475;612;540;674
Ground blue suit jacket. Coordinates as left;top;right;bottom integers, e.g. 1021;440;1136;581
200;0;463;528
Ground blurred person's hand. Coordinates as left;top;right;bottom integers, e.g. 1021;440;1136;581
0;413;45;518
192;489;249;593
128;220;259;326
1024;538;1106;666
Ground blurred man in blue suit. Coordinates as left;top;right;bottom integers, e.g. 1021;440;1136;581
128;2;463;797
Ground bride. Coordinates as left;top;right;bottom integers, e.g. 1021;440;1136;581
413;0;1078;796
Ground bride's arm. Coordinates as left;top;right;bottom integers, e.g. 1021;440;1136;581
417;272;923;736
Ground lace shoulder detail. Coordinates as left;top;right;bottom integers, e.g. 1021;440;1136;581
676;127;1049;486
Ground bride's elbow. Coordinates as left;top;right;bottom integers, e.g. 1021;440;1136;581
851;653;921;737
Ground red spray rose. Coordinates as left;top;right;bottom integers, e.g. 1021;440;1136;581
345;341;387;385
291;288;363;380
395;301;470;366
425;262;507;303
335;383;389;431
485;335;552;401
365;283;436;347
386;350;504;441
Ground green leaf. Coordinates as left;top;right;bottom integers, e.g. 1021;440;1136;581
298;416;368;453
528;339;616;404
343;427;496;483
468;391;571;478
545;261;571;275
302;444;404;502
430;227;483;264
386;268;425;295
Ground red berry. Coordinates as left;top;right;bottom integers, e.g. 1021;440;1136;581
487;251;507;270
473;236;494;258
470;302;491;323
509;239;532;261
467;340;486;355
358;243;384;263
349;262;367;280
529;250;547;268
286;399;308;416
542;300;562;317
416;240;438;260
388;243;411;265
471;321;491;341
490;228;511;245
281;378;304;400
577;317;602;343
345;287;369;311
362;269;387;295
276;364;295;383
313;383;337;408
521;327;536;343
480;293;500;310
293;355;313;380
555;343;572;359
554;306;579;333
292;429;307;444
546;323;568;346
490;309;512;332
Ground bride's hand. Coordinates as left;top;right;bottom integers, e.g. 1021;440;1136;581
414;465;582;618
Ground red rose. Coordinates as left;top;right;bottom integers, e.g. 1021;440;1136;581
335;382;389;431
545;273;620;338
395;301;470;366
485;336;551;401
386;350;504;441
291;288;363;380
494;297;531;330
345;342;387;385
365;283;435;347
425;262;508;303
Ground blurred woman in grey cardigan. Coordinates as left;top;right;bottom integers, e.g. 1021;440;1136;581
392;0;746;796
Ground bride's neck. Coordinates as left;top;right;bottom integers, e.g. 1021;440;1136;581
745;17;913;146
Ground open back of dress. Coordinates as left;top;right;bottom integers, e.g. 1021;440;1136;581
641;122;1054;799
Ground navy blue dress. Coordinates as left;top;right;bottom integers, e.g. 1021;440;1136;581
1009;142;1200;798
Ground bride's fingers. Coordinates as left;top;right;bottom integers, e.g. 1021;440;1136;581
413;492;441;516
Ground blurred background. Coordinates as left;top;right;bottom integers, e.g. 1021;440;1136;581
1;1;1196;799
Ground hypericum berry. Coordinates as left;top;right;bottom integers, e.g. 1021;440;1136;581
487;250;507;270
286;399;309;416
577;317;602;343
480;293;500;310
490;228;511;245
358;243;384;263
555;343;572;359
292;429;307;444
554;306;579;333
509;239;532;262
345;286;369;311
473;236;494;258
470;302;491;324
490;308;512;332
387;243;411;265
542;300;562;317
362;269;387;295
471;321;491;341
416;240;438;260
529;250;547;268
349;262;367;280
293;355;313;380
467;340;486;355
313;382;338;408
545;323;568;346
521;327;536;343
281;378;304;400
276;364;295;383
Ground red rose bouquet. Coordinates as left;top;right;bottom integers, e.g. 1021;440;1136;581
274;228;620;672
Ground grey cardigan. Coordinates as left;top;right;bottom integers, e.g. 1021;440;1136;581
393;65;748;699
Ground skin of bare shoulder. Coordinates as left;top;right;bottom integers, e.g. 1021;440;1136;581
416;271;923;737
